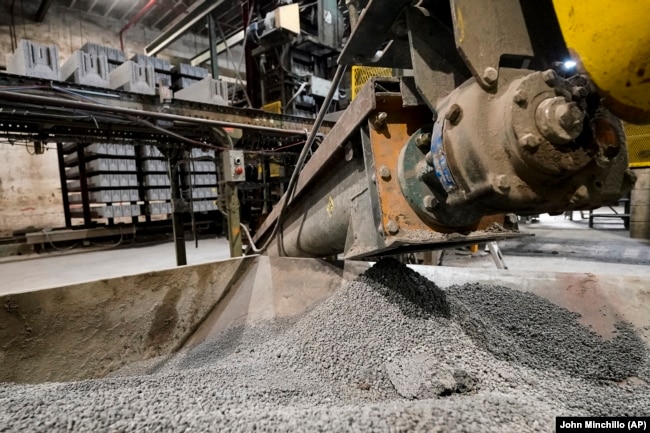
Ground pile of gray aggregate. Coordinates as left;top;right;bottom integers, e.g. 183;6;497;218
1;258;648;432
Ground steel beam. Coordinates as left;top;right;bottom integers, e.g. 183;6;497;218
35;0;55;22
145;0;227;56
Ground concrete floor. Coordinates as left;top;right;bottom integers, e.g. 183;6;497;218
0;210;648;295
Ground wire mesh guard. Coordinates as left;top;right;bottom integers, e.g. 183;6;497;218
625;123;650;168
351;66;392;100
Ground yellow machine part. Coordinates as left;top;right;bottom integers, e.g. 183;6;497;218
553;0;650;124
625;123;650;168
262;100;282;114
351;66;392;100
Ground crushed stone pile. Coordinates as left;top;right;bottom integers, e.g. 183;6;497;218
0;258;648;432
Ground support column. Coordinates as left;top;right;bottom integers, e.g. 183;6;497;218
630;168;650;239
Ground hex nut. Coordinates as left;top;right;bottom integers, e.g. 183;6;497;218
519;133;541;151
378;165;391;180
386;220;399;235
423;195;438;211
513;90;527;106
542;69;557;86
483;67;499;85
415;133;432;152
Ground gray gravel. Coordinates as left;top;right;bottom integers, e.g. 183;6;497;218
0;258;648;432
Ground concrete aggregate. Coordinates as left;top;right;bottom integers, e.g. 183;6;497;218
0;258;647;432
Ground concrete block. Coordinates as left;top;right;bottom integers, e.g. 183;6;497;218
7;40;60;80
140;145;164;158
130;54;171;72
174;77;229;106
632;168;650;189
80;42;125;64
144;174;170;187
109;61;156;95
172;63;209;79
172;76;199;90
142;159;167;172
145;189;171;201
631;188;650;205
61;51;109;88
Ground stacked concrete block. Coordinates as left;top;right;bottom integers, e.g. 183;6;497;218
61;51;110;88
142;159;167;172
80;43;125;72
171;63;209;90
190;187;219;199
131;54;172;87
144;189;172;201
143;174;170;187
68;174;138;191
192;200;218;212
74;204;141;219
109;61;156;95
65;158;137;177
69;189;140;204
174;77;229;106
147;202;172;216
630;168;650;239
7;40;60;80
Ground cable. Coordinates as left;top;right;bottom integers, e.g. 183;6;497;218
284;82;310;114
246;63;347;255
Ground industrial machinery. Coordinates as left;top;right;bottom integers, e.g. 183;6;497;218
253;0;642;258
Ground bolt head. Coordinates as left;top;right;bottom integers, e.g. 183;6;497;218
542;69;557;86
425;151;434;166
386;220;399;235
376;111;388;122
558;102;584;131
494;175;511;194
415;133;432;151
423;195;438;211
571;86;588;99
513;90;527;106
445;104;462;125
482;67;498;85
378;165;391;180
519;133;541;152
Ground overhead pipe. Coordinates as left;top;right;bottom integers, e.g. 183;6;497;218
119;0;158;52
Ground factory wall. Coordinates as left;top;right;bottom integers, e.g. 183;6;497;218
0;6;209;236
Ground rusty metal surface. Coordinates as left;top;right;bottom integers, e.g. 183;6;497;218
450;0;534;90
405;7;470;112
252;79;383;245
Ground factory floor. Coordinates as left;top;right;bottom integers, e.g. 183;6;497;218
0;210;648;295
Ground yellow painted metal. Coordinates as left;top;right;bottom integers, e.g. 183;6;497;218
262;100;282;114
625;123;650;168
351;66;392;100
553;0;650;124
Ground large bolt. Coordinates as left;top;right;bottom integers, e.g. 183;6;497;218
535;97;585;144
372;111;388;130
445;104;462;125
506;213;518;225
378;165;391;180
482;67;499;86
519;133;541;152
542;69;557;86
386;220;400;235
423;195;438;211
415;133;432;152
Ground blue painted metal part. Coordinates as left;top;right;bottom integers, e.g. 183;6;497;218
430;120;457;192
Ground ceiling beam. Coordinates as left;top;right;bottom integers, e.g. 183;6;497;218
190;29;245;66
35;0;55;22
144;0;227;56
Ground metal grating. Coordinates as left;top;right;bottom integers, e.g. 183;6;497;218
625;123;650;168
351;66;392;100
